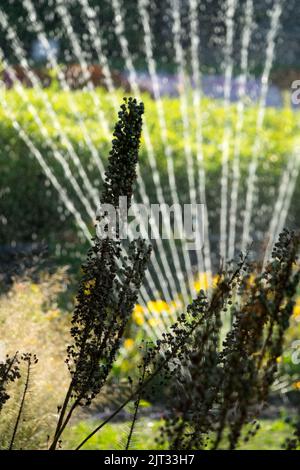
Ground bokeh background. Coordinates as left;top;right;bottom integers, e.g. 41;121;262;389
0;0;300;449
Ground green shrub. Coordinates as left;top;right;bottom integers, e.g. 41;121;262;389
0;88;299;262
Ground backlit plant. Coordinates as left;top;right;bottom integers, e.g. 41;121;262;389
0;99;299;451
49;97;151;449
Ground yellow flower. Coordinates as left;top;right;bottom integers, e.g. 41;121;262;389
293;303;300;318
147;300;170;313
30;283;40;294
134;304;144;314
194;273;209;292
45;309;60;320
156;300;170;312
212;274;220;287
133;306;144;325
84;288;91;295
148;318;159;327
276;356;282;364
247;274;256;287
124;338;134;350
293;381;300;390
147;301;158;313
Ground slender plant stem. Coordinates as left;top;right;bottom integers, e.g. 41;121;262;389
49;382;74;450
125;359;147;450
8;357;31;450
125;397;141;451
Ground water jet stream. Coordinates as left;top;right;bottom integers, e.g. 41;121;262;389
18;0;177;309
55;0;187;305
219;0;237;262
241;0;283;253
111;0;192;305
171;0;202;296
263;144;300;266
228;0;254;261
188;0;212;284
1;0;297;339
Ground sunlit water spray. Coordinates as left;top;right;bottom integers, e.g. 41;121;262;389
219;0;237;262
188;0;212;282
241;0;283;253
25;0;180;313
0;0;298;338
228;0;254;261
111;0;192;305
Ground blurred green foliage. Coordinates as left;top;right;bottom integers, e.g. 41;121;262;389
0;86;300;252
64;417;297;450
0;87;299;262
